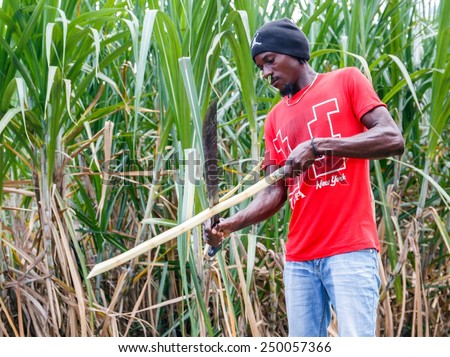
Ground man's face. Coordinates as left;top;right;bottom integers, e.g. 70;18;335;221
254;52;302;96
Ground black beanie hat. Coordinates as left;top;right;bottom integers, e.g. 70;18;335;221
250;18;310;62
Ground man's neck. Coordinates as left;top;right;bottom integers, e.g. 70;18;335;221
282;63;317;98
296;64;317;92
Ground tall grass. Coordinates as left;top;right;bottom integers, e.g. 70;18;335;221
0;0;448;336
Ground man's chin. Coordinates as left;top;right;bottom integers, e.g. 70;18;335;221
280;83;299;97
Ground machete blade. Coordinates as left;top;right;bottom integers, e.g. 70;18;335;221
202;99;221;257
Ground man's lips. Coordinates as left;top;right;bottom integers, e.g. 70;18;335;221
271;77;279;86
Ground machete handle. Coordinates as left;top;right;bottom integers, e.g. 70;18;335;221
208;242;222;257
207;216;221;257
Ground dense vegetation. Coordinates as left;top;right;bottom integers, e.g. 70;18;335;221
0;0;448;337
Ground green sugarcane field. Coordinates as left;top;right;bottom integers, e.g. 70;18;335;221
0;0;449;338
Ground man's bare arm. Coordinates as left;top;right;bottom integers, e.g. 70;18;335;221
316;106;405;159
204;165;287;246
283;106;405;177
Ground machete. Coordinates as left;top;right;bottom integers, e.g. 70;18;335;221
202;99;222;257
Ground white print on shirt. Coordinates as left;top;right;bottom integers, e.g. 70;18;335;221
307;98;347;178
272;131;306;208
273;129;292;159
289;180;306;209
316;173;347;190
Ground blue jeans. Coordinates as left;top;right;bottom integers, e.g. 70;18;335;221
284;249;380;337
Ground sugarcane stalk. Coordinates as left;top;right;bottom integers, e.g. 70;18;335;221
86;168;284;279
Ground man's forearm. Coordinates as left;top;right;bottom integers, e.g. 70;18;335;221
224;184;287;233
315;125;404;160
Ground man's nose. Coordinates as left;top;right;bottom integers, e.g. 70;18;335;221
262;66;273;79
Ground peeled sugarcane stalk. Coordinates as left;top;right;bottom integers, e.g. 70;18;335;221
86;168;285;279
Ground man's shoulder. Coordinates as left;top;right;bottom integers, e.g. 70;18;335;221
325;66;361;78
320;67;368;87
269;97;286;114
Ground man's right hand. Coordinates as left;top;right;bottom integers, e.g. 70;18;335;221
203;218;232;248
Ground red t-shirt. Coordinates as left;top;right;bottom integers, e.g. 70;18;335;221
263;67;384;261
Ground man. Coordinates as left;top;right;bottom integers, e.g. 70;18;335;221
204;18;404;337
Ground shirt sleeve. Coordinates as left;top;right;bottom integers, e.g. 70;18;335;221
346;67;387;121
